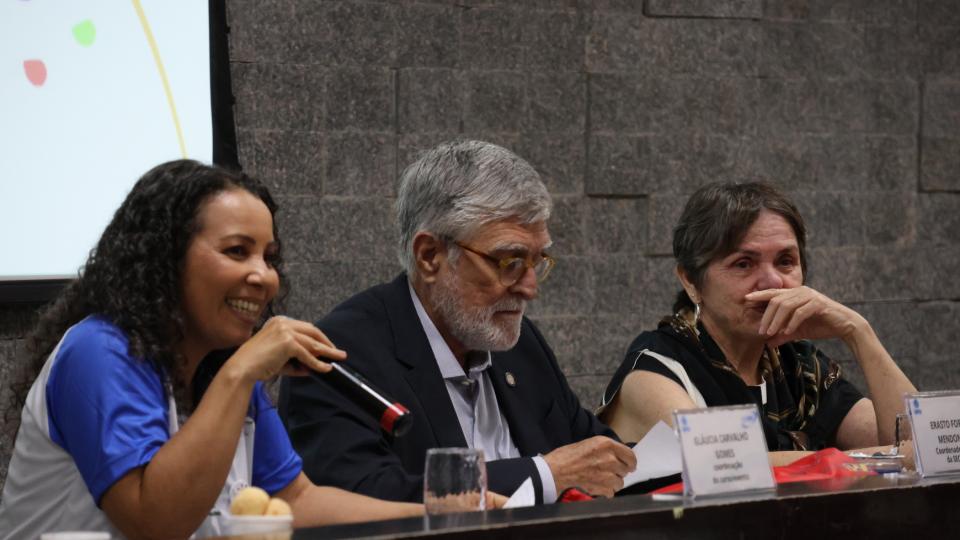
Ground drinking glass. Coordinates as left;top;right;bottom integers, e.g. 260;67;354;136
423;448;486;515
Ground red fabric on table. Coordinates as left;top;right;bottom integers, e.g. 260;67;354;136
558;487;596;502
651;448;870;494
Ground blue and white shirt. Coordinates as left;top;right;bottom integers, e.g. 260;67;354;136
0;316;302;539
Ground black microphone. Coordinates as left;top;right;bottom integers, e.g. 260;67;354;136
295;360;412;437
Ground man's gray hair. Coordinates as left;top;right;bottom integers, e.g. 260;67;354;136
396;140;552;274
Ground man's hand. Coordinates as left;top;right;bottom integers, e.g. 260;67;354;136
543;436;637;498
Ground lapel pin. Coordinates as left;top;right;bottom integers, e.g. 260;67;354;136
505;372;516;387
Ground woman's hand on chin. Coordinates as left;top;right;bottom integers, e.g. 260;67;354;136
745;286;868;348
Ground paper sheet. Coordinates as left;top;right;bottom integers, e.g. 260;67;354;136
620;421;683;490
502;477;535;508
504;422;681;503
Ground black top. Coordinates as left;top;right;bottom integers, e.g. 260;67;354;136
602;315;864;451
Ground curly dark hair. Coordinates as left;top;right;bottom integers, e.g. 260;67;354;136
16;159;286;403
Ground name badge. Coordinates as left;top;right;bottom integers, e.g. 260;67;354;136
674;404;775;498
905;391;960;477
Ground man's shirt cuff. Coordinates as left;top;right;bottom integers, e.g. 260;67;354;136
532;455;557;503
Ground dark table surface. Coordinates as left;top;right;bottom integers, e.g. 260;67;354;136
287;472;960;539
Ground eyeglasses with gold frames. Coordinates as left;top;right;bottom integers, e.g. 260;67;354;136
453;242;555;286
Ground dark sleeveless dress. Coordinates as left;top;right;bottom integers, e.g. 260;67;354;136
602;315;864;450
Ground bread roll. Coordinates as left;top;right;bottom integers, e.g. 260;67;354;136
264;497;292;516
230;486;270;516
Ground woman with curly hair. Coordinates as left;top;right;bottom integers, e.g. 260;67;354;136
0;160;422;538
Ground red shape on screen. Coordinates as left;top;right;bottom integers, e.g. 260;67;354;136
24;60;47;87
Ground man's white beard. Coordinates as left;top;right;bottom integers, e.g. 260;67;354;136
430;269;526;352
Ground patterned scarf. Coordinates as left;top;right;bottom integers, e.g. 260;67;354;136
659;310;846;451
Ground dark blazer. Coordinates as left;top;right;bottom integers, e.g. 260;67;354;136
279;274;616;503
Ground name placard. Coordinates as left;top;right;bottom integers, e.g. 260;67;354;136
674;404;775;498
906;391;960;478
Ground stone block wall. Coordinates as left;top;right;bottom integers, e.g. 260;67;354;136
1;0;958;491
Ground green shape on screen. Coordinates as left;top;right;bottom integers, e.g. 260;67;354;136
72;20;96;47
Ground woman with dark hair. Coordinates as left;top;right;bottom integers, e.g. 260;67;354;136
0;160;421;538
598;182;916;462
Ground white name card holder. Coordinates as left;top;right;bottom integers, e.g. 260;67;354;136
674;404;775;499
905;390;960;478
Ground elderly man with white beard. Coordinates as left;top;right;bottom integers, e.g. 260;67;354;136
279;140;636;504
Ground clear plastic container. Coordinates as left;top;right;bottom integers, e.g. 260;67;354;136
224;515;293;540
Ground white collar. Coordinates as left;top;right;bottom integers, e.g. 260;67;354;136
408;279;492;380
